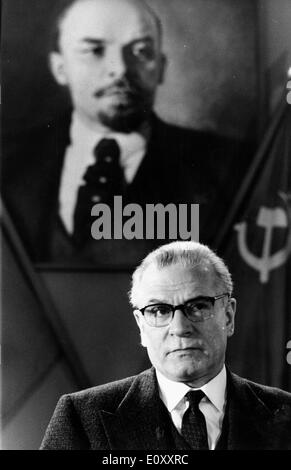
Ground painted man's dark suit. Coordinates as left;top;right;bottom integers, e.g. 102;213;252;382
40;367;291;450
2;113;250;265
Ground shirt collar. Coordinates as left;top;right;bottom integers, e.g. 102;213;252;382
156;365;227;413
70;111;147;164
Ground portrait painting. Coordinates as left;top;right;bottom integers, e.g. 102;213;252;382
1;0;258;269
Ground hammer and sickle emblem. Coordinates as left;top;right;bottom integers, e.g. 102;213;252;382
235;201;291;283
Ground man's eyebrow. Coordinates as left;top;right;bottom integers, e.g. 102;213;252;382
145;296;210;305
130;36;155;45
146;299;170;304
78;36;155;47
80;38;105;45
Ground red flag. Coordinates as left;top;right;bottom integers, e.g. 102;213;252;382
221;102;291;390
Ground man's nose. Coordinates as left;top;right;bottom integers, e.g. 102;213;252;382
106;49;127;79
168;309;193;336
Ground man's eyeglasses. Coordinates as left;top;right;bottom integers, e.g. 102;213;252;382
137;293;230;327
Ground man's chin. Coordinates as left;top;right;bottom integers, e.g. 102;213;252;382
98;107;151;133
165;354;209;381
165;367;203;383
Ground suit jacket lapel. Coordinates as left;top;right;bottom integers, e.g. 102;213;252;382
98;368;170;450
43;114;71;216
125;115;178;205
36;114;72;256
4;114;71;261
98;368;291;450
226;371;290;449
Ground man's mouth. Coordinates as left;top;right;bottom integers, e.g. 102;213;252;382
168;346;203;355
95;86;137;99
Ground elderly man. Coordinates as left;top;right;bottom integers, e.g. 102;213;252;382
41;241;291;449
2;0;249;264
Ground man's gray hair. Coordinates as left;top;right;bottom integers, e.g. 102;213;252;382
129;241;233;307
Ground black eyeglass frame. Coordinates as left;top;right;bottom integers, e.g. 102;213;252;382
137;293;230;327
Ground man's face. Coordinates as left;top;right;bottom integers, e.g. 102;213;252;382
134;264;236;387
49;0;165;131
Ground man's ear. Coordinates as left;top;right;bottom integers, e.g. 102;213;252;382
133;310;147;347
49;52;68;86
225;298;236;338
158;53;167;85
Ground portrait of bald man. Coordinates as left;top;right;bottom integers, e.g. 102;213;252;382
2;0;251;265
41;241;291;450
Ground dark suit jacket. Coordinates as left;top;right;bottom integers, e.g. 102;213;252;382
40;367;291;450
2;113;251;265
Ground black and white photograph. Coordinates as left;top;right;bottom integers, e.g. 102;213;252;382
1;0;291;451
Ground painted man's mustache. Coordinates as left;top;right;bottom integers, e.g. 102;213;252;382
94;79;142;98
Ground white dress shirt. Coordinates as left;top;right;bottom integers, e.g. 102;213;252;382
156;365;227;450
59;112;147;234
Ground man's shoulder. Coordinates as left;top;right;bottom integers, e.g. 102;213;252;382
152;115;245;162
2;114;72;187
70;373;136;403
3;114;71;159
230;371;291;410
153;115;235;144
62;368;153;413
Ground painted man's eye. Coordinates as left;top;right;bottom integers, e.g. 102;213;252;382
91;45;105;57
131;42;155;61
81;44;105;57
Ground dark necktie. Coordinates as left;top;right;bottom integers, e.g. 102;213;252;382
73;138;124;245
181;390;209;450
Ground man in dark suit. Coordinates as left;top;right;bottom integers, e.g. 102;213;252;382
1;0;250;265
41;241;291;449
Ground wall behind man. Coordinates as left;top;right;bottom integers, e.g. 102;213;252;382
1;225;150;449
148;0;258;139
1;231;81;449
